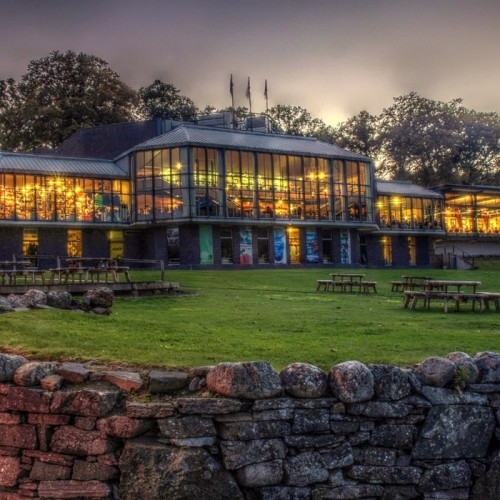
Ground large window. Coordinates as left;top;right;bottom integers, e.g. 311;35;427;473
194;148;221;216
226;150;256;218
0;173;130;223
133;147;375;223
443;191;500;235
136;148;183;221
376;195;442;230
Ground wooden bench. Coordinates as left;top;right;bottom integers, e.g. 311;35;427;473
404;290;500;313
333;281;378;293
476;292;500;312
316;280;334;292
360;281;377;293
0;269;46;285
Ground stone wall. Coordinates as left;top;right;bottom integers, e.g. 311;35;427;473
1;351;500;499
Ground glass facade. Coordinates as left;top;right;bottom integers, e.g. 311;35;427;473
133;147;374;224
443;191;500;235
376;195;442;230
0;173;130;223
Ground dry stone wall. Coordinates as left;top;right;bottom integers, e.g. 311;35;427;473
0;352;500;499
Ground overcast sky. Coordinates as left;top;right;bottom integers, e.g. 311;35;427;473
1;0;499;126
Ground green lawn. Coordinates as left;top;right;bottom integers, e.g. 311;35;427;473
1;266;500;371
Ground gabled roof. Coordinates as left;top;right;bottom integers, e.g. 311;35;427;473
132;123;371;161
0;151;128;178
376;179;443;199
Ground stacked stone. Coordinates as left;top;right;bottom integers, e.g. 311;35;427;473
1;352;500;498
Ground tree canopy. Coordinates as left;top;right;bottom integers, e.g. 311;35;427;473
137;80;198;121
0;51;138;151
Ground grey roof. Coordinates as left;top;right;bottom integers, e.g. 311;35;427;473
0;151;128;178
376;179;443;199
133;123;371;161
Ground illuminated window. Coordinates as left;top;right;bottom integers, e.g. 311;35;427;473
67;230;82;257
109;230;124;259
288;227;300;264
23;229;38;265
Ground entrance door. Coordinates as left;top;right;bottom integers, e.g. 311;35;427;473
288;228;300;264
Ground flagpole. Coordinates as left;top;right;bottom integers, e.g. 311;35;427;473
246;77;252;131
230;74;234;110
264;79;268;113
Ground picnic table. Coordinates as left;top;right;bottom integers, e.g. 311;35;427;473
50;257;131;285
0;260;46;285
316;273;377;293
391;275;434;292
403;280;487;312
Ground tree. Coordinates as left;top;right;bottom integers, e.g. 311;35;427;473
376;93;465;185
376;92;500;186
138;80;198;121
335;110;379;158
0;78;24;151
266;104;334;141
452;108;500;185
0;51;138;151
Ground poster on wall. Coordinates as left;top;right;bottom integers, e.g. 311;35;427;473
273;227;287;264
239;227;253;265
340;229;351;264
306;230;319;263
199;225;214;265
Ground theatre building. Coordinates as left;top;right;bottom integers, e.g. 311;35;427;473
0;116;497;268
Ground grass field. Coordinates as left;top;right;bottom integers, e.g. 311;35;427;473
1;264;500;371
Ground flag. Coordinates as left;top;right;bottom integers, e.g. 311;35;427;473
264;80;268;100
230;74;234;98
246;77;251;107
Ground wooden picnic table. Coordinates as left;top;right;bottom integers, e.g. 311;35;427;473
423;280;481;293
0;260;46;285
316;272;377;293
50;257;131;284
403;280;485;312
391;275;434;292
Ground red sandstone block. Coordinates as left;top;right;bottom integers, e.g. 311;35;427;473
72;459;119;481
30;459;71;481
27;413;71;425
37;480;111;499
0;445;20;457
0;425;37;449
23;450;74;467
36;425;52;452
0;387;52;413
17;492;38;498
40;375;64;392
96;453;118;466
0;455;21;487
125;401;175;418
103;371;143;392
74;416;97;431
58;362;90;384
18;482;38;490
50;426;119;456
50;389;118;417
96;415;152;438
0;412;21;424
